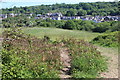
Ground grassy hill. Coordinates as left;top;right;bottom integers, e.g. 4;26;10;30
23;27;100;42
1;27;118;78
2;28;107;78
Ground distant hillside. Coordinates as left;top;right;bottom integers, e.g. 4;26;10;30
2;2;119;16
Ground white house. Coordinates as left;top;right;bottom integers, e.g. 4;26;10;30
9;13;15;17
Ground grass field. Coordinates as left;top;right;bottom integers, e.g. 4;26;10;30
23;27;101;42
23;27;118;54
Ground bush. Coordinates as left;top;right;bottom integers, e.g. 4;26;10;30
91;31;119;47
1;49;59;78
62;20;76;30
71;52;107;78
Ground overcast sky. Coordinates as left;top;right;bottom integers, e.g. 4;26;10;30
1;0;118;9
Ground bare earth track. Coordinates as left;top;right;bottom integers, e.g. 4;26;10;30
59;47;71;78
97;46;118;78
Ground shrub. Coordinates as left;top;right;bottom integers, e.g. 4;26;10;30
91;31;119;47
1;49;59;78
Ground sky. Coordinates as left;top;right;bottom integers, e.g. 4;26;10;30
0;0;118;9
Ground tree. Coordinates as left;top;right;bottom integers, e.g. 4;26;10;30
77;10;87;16
82;3;92;10
92;22;110;33
63;20;76;30
65;9;76;16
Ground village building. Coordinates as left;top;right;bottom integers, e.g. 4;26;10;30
1;12;118;23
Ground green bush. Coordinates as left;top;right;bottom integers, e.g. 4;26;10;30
91;31;119;47
71;52;107;78
1;48;59;78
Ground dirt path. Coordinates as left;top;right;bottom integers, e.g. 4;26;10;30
96;46;118;78
59;47;71;78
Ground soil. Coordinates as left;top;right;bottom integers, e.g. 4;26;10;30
97;46;118;78
59;47;72;78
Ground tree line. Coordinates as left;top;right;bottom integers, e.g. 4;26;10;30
2;16;119;33
2;2;119;16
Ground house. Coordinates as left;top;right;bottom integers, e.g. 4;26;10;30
30;13;33;16
37;14;42;17
103;16;112;21
14;14;19;16
50;16;61;20
0;14;8;19
75;16;80;20
35;12;118;22
35;17;40;19
46;13;63;17
9;13;15;17
25;13;33;16
112;16;118;21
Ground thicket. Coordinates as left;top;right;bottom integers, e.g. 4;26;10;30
1;28;107;78
2;16;119;33
2;28;61;78
91;31;119;47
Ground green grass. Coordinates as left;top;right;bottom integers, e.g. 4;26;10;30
23;27;100;42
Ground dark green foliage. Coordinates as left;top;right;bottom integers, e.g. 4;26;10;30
2;15;119;33
2;2;119;16
91;31;119;47
2;16;35;28
65;9;76;16
62;20;76;30
109;21;120;32
77;10;87;16
92;22;110;33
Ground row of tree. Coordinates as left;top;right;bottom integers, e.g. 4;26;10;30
2;16;119;33
2;2;119;16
